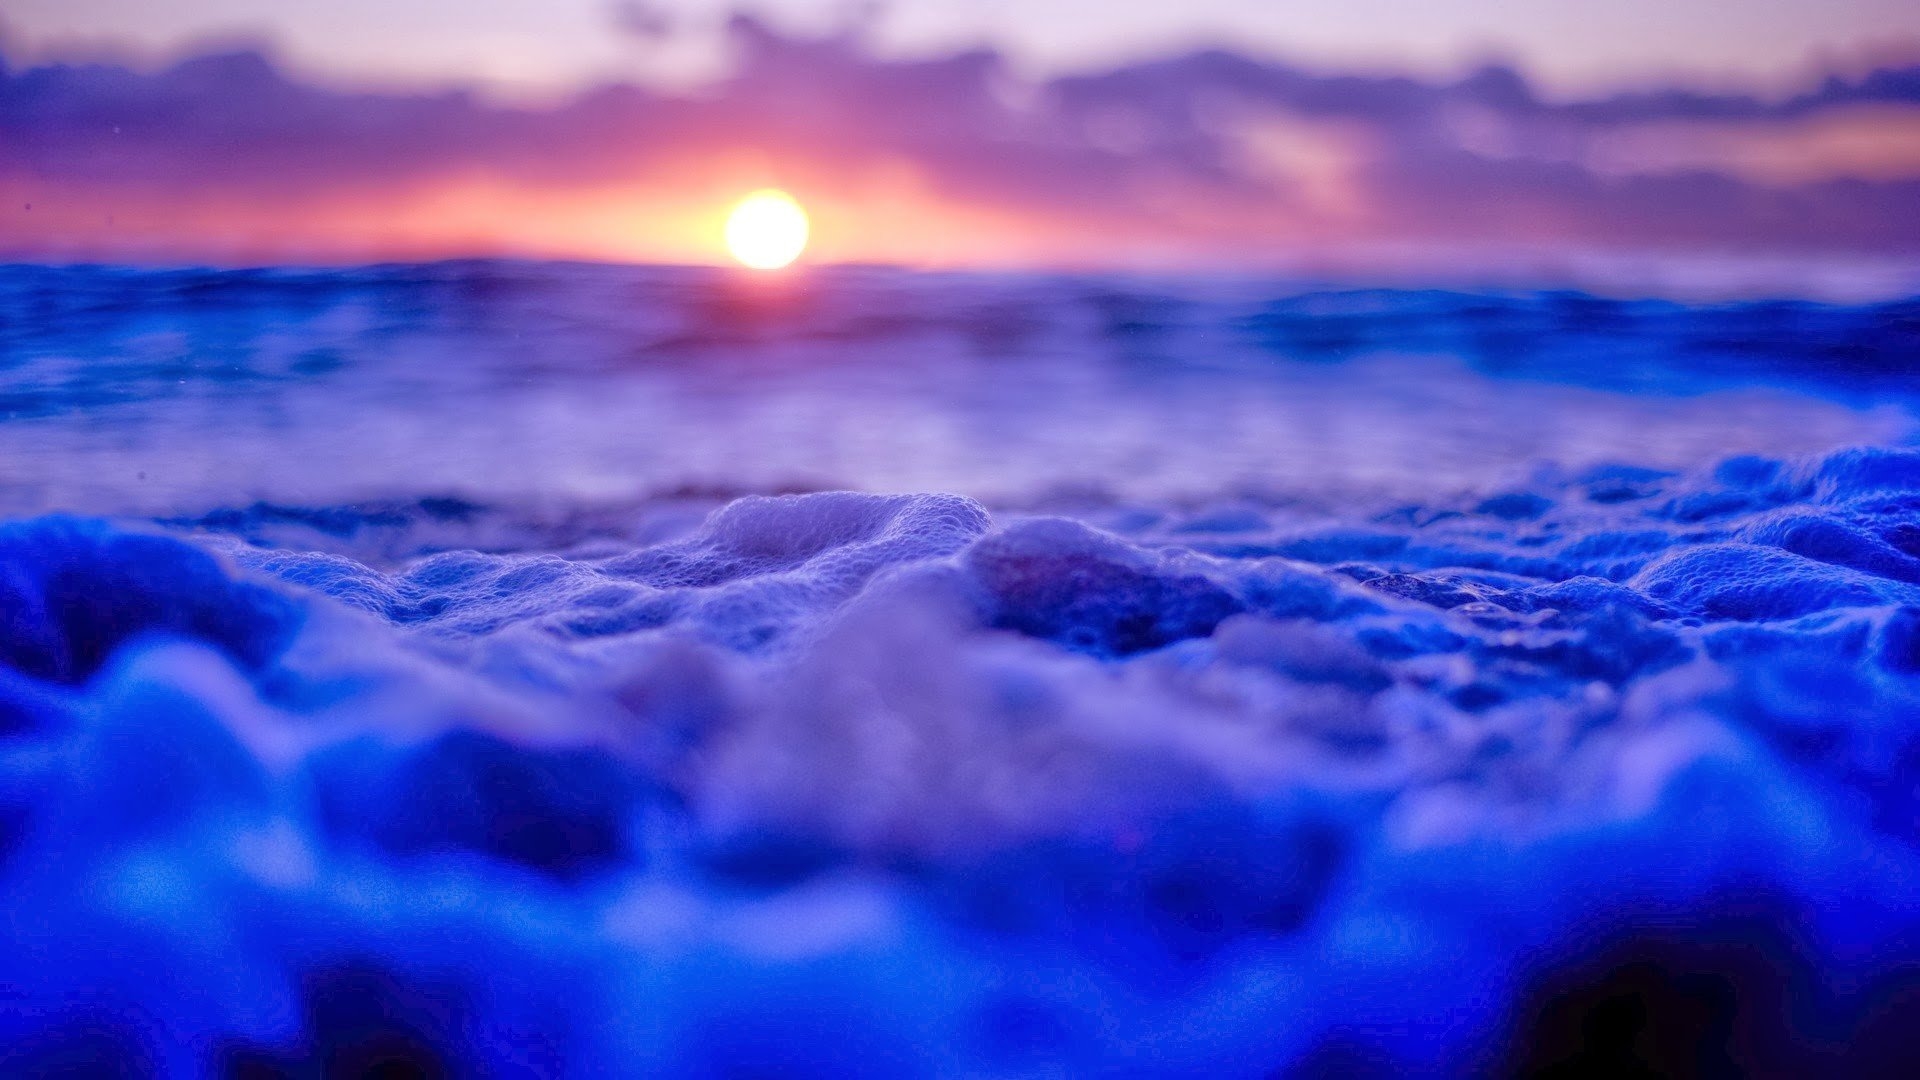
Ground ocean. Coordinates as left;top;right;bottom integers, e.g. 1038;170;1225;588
3;259;1919;1074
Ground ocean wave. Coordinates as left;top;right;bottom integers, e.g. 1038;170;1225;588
1;262;1911;517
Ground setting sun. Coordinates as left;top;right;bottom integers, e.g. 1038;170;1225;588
725;189;809;270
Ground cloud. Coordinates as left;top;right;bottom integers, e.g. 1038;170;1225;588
2;18;1918;269
610;1;676;42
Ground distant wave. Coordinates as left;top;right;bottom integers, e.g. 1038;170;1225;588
0;261;1912;514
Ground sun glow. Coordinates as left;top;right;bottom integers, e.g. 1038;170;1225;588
725;189;809;270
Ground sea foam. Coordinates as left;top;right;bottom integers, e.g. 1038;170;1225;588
3;262;1919;1074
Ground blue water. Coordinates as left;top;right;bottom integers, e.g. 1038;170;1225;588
4;261;1920;1075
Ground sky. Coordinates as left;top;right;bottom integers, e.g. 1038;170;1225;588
3;2;1920;279
9;0;1920;98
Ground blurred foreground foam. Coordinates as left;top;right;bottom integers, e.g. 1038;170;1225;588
6;446;1920;1073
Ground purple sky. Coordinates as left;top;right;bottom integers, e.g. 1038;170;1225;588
4;6;1919;277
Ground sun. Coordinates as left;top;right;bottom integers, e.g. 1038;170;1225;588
725;189;809;270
